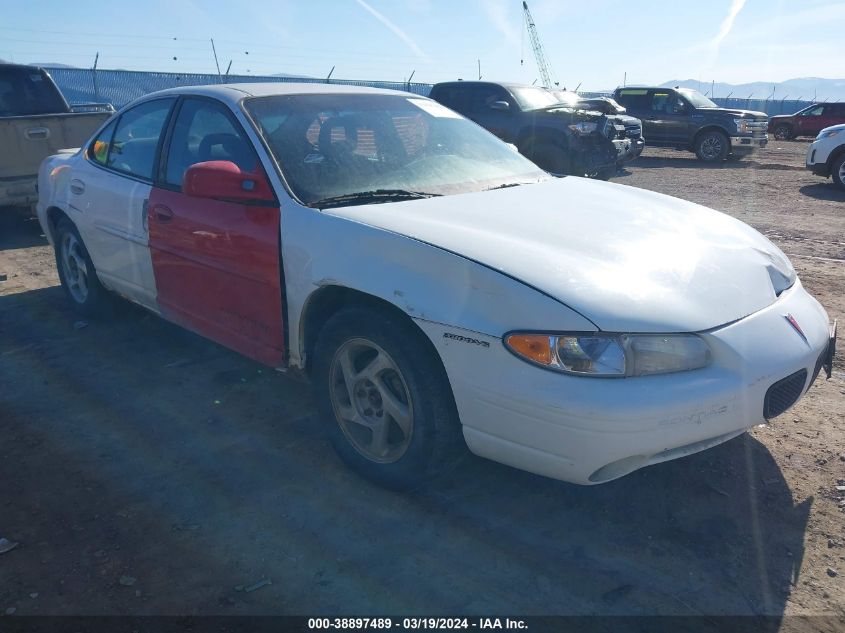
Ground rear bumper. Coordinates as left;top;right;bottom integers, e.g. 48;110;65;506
0;175;37;208
417;279;832;485
730;135;767;154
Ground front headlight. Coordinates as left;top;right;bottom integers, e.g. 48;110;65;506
818;129;841;140
504;332;711;377
568;121;598;135
735;118;751;134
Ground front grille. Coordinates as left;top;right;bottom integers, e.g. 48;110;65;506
625;125;642;139
747;120;768;137
763;369;807;420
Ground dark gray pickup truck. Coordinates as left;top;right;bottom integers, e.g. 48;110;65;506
0;63;113;210
430;81;626;179
613;86;768;162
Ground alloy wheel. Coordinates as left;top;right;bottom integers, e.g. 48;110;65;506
328;338;414;463
60;232;89;304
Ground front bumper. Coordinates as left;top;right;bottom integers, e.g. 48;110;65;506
419;279;832;485
805;141;832;176
730;135;768;154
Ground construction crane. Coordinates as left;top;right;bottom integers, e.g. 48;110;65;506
521;1;558;89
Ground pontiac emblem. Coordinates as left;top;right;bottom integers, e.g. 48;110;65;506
784;313;808;343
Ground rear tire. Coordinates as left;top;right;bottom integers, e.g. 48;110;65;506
312;306;463;490
832;154;845;191
773;124;792;141
694;130;730;162
54;217;110;317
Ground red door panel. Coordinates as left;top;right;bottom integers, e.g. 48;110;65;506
148;187;284;367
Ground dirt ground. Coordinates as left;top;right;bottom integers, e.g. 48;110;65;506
0;140;843;623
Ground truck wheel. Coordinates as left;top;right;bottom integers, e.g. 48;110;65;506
312;306;463;490
54;217;110;317
773;124;792;141
832;154;845;191
694;131;729;162
530;143;572;177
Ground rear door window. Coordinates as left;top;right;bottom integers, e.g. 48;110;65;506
615;89;650;112
0;67;67;116
106;98;175;180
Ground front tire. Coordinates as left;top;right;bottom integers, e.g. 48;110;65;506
832;154;845;191
529;142;572;177
54;217;109;317
312;307;462;490
694;130;729;162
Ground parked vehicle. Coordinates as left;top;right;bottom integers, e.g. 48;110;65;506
613;86;768;162
429;81;625;179
769;103;845;141
0;63;113;210
551;90;644;163
805;123;845;190
37;83;836;489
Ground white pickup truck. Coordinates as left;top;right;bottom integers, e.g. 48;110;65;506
0;63;112;210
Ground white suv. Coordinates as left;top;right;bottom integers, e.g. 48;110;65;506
806;123;845;191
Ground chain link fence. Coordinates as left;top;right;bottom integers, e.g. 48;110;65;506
47;68;838;117
47;67;433;109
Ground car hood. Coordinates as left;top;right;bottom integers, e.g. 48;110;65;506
703;107;768;119
323;179;796;333
820;122;845;134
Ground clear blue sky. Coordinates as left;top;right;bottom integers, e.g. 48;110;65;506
1;0;842;90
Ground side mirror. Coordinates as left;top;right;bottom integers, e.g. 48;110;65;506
489;100;511;112
183;161;275;203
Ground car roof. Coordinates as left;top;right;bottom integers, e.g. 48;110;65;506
133;82;418;107
432;80;544;91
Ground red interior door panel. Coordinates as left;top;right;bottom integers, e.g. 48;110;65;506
148;187;285;367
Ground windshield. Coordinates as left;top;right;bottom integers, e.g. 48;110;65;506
551;91;581;107
678;89;718;109
244;93;547;207
509;86;561;111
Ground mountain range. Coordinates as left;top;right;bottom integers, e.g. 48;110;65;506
660;78;845;102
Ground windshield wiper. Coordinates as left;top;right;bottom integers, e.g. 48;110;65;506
484;180;543;191
313;189;441;209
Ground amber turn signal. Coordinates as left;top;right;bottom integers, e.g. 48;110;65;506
505;334;552;365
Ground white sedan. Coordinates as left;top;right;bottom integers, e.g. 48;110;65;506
36;83;836;488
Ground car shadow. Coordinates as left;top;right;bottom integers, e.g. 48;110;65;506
631;154;753;170
0;207;48;250
799;183;845;202
0;282;809;623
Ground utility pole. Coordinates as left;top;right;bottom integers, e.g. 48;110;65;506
477;59;481;81
623;72;626;87
91;52;100;102
225;60;232;77
326;66;335;83
210;39;222;80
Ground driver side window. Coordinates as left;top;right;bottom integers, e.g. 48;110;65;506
802;106;824;117
164;99;257;188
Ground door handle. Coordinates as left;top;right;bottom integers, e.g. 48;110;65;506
25;126;50;140
69;179;85;195
152;204;173;222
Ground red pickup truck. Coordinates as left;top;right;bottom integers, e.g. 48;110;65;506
769;102;845;140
